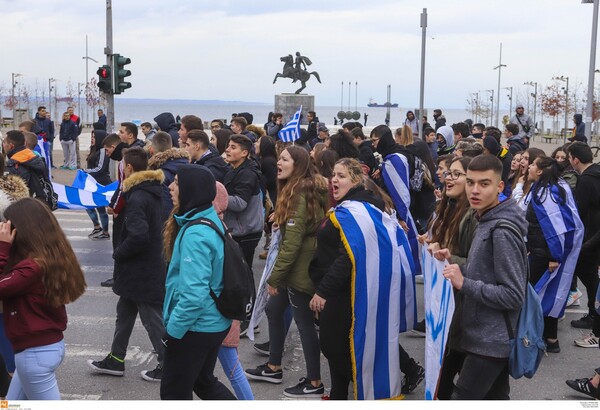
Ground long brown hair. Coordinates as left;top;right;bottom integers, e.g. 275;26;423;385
3;198;86;307
163;204;180;262
274;146;327;226
430;157;472;253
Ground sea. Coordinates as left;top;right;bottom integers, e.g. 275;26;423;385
41;98;476;130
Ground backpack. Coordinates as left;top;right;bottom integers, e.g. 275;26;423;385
492;221;545;379
22;163;58;211
182;217;255;321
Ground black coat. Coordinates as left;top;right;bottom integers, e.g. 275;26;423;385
194;151;229;183
112;170;166;304
148;148;190;221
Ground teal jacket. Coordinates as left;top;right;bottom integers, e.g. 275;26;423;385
163;207;232;339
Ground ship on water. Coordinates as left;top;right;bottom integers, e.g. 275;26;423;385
367;97;398;108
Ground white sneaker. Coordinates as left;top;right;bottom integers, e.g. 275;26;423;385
567;289;583;307
574;333;599;348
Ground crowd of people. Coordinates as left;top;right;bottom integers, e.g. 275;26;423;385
0;104;597;400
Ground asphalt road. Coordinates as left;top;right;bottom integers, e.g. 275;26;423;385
55;203;599;402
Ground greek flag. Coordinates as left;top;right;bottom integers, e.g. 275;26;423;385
331;200;416;400
248;229;281;341
277;106;302;143
421;245;454;400
52;171;118;210
528;180;583;318
381;153;422;276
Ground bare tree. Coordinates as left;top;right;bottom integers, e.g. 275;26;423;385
540;83;565;135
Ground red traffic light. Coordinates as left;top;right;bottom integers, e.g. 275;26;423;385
100;68;108;78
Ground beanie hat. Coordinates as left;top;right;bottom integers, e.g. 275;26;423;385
176;164;216;215
483;136;501;157
212;181;229;218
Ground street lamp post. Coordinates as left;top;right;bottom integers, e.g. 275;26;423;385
48;78;56;123
418;8;427;141
553;76;570;142
486;89;494;126
11;73;22;128
504;86;513;120
524;81;538;134
82;34;99;126
583;0;599;141
493;43;507;128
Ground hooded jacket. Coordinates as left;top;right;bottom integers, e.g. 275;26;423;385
85;130;112;186
6;146;48;197
0;175;29;217
404;111;419;136
569;114;587;143
574;163;600;256
459;198;528;358
112;169;166;304
506;135;527;156
483;136;513;197
154;112;180;148
148;148;190;221
193;151;229;183
436;125;455;156
34;113;53;141
223;158;264;238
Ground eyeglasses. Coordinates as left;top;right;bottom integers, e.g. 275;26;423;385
443;170;467;180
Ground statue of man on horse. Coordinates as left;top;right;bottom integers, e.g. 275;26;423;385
273;52;321;94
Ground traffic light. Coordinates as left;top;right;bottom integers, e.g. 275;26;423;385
96;65;112;93
112;54;132;94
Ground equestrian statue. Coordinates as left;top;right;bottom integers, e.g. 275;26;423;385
273;52;321;94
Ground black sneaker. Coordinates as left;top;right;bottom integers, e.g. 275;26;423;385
87;354;124;376
545;339;560;353
88;227;102;238
91;231;110;240
245;363;282;384
571;314;595;329
101;278;114;287
141;364;162;382
410;319;426;337
253;341;270;356
566;377;599;399
240;320;260;338
401;364;425;394
283;377;325;398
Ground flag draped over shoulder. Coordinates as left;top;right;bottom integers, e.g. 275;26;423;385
528;180;583;318
277;106;302;143
421;245;455;400
381;153;421;276
331;200;416;400
52;170;118;210
248;229;282;341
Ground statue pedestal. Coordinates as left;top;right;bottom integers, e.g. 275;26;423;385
274;94;314;125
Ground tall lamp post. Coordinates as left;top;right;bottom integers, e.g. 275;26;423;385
553;76;570;142
583;0;599;141
524;81;538;134
82;34;99;126
11;73;22;128
493;43;507;128
48;78;56;123
504;86;513;120
486;89;494;125
418;8;427;141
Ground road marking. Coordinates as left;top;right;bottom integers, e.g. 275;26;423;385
66;343;155;366
62;393;102;400
71;248;113;254
80;265;114;274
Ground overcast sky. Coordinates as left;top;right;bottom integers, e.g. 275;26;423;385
0;0;598;110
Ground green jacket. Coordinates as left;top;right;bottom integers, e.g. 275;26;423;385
267;191;326;295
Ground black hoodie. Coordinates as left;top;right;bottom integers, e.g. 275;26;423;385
154;112;180;148
574;163;600;256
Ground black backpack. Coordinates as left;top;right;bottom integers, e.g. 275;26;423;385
23;163;58;211
181;217;255;320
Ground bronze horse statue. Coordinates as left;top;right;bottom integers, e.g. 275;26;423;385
273;54;321;94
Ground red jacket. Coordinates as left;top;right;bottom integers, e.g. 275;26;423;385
0;242;66;352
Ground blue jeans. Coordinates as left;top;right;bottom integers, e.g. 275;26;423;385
86;207;109;232
218;347;254;400
7;340;65;400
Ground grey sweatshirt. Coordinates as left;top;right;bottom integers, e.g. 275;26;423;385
459;198;528;359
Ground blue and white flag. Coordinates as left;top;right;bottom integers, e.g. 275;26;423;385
277;106;302;143
421;245;454;400
248;229;281;341
52;171;118;210
37;137;52;178
382;153;422;275
331;200;416;400
528;180;583;318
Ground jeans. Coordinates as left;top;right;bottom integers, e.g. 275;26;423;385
86;207;109;232
160;329;236;400
451;353;510;400
287;288;321;382
218;347;254;400
7;340;65;400
60;140;76;168
111;296;165;364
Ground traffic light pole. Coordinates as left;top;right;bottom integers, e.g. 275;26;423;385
104;0;115;134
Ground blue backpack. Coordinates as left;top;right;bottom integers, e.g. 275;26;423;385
492;221;545;379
